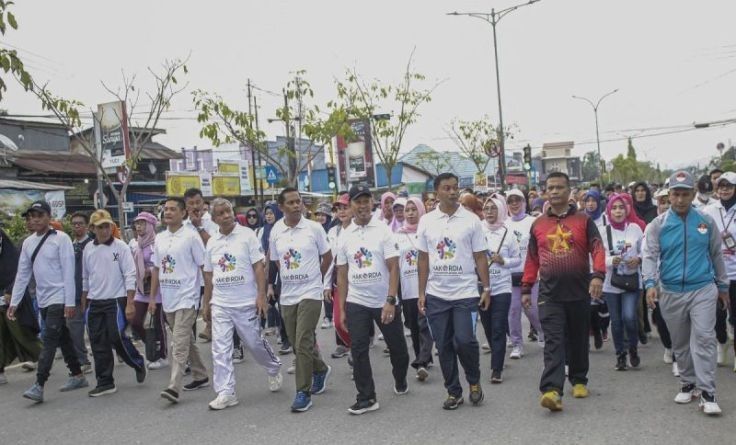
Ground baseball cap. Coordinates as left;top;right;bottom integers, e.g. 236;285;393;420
89;209;115;227
21;200;51;217
654;188;669;199
393;197;407;208
333;193;350;207
349;185;372;201
715;171;736;187
668;171;695;190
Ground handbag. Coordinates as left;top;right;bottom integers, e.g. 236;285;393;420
606;225;640;292
144;311;162;362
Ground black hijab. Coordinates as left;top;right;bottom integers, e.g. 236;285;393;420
632;181;657;224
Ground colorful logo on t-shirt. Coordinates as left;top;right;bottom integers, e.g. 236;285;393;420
283;248;301;270
547;224;573;254
161;255;176;274
404;249;418;266
436;237;456;260
218;253;237;272
353;247;373;268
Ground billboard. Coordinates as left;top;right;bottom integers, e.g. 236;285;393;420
335;119;376;188
96;101;131;170
166;172;201;196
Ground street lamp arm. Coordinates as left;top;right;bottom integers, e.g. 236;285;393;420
446;11;492;24
497;0;542;22
595;88;619;109
572;95;596;110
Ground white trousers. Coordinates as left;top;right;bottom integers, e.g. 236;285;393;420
211;304;281;396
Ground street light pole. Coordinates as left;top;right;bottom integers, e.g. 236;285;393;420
572;88;619;182
448;0;541;191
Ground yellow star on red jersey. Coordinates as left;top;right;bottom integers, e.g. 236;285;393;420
547;224;572;254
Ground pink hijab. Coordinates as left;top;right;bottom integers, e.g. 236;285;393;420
618;193;646;231
398;198;426;234
133;212;157;294
605;194;628;231
379;192;396;223
483;195;508;231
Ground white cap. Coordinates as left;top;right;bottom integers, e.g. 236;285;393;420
715;171;736;187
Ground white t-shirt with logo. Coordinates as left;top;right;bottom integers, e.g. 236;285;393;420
151;226;206;313
204;224;265;307
504;214;536;274
483;225;521;296
269;217;330;306
337;220;398;308
417;205;486;301
395;231;420;300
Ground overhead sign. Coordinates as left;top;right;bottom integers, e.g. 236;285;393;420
96;101;131;170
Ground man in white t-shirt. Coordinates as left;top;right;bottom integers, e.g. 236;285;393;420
269;187;333;413
149;197;209;404
337;185;409;415
203;198;282;411
417;173;491;410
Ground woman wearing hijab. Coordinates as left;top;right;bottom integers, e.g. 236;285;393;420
601;194;644;371
395;197;434;382
243;208;263;232
479;195;521;383
0;227;42;385
128;212;168;370
583;190;607;226
390;197;407;233
505;189;543;359
377;192;396;225
618;192;650;342
632;182;657;224
583;189;611;346
262;202;292;356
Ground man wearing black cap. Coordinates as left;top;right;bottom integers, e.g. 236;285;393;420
336;185;409;415
8;201;88;403
643;171;729;416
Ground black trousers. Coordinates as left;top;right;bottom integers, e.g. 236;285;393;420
652;301;673;350
538;297;590;396
401;299;434;369
87;298;145;387
36;304;81;386
479;293;511;372
346;302;409;402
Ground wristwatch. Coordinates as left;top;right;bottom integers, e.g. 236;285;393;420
482;287;491;293
196;226;206;233
386;296;397;305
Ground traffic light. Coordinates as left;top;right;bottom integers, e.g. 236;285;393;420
326;164;337;190
523;145;532;171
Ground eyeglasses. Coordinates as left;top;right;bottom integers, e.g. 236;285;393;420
247;214;257;219
72;221;86;226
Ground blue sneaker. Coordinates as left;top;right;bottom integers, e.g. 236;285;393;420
291;391;312;413
23;382;44;403
60;375;89;392
311;365;332;395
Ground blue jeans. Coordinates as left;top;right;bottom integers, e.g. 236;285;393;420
604;291;639;354
479;293;511;372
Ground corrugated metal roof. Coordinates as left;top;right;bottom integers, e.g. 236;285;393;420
0;179;74;190
11;151;97;175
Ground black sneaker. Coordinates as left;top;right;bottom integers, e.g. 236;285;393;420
88;384;117;397
528;328;538;342
629;348;640;368
348;399;380;415
442;394;464;410
279;343;293;355
160;388;179;403
183;378;210;391
593;330;603;350
469;383;484;406
232;346;245;364
394;379;409;395
615;353;628;371
490;370;503;384
135;365;147;384
184;363;192;375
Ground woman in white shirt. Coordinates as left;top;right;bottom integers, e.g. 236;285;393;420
601;194;644;371
480;195;521;383
395;197;434;382
325;194;355;358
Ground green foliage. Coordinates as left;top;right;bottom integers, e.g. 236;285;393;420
1;212;27;244
608;138;667;185
0;1;32;99
447;116;499;175
334;54;439;190
581;150;600;182
414;150;453;176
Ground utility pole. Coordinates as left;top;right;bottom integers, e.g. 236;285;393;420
254;95;265;208
246;79;260;207
572;88;619;183
448;0;542;192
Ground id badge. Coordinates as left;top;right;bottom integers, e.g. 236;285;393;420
723;231;736;250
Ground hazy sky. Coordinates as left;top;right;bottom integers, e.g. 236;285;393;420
3;0;735;170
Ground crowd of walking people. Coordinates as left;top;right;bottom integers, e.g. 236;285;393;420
1;168;734;417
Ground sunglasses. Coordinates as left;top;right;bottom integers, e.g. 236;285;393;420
247;214;257;218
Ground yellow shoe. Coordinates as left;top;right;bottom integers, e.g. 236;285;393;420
572;384;589;398
540;390;563;411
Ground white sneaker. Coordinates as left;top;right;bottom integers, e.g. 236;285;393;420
268;372;283;392
699;393;722;416
147;359;169;370
208;393;239;410
663;348;673;364
565;365;569;377
674;384;697;404
672;362;680;377
320;318;333;329
481;343;491;353
717;343;725;366
509;346;523;359
378;334;384;341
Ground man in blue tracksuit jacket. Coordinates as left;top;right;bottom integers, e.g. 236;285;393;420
642;170;729;417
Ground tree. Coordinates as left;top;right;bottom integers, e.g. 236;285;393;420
195;71;348;187
413;150;453;176
581;150;600;182
334;52;440;191
447;116;497;176
0;1;32;100
34;58;189;231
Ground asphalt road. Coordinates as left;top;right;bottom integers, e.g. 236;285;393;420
1;317;734;445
